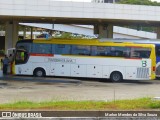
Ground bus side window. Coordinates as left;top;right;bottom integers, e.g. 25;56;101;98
32;43;52;54
52;44;55;54
130;48;151;59
96;46;106;56
109;47;130;57
139;51;150;58
71;45;90;56
91;46;97;56
91;46;110;56
55;44;71;55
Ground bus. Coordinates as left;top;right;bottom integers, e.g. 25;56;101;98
100;38;160;77
13;38;156;82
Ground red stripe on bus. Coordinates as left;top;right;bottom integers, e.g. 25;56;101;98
30;53;54;57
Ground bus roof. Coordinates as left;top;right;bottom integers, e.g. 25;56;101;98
17;38;155;48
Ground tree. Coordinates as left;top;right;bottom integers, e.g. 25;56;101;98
118;0;160;6
53;32;90;39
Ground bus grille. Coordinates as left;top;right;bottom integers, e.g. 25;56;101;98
137;68;149;78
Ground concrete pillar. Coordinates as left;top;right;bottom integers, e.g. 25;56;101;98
31;27;33;39
157;27;160;39
23;26;26;39
94;24;113;38
5;21;18;53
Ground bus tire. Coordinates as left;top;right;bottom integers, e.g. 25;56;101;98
33;68;46;77
110;71;123;82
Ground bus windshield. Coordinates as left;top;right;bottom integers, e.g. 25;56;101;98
15;50;29;65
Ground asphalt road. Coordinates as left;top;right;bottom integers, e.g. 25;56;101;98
0;76;160;103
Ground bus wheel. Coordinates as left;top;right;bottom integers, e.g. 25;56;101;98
34;68;45;77
110;71;123;82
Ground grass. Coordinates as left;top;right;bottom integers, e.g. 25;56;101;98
0;98;160;110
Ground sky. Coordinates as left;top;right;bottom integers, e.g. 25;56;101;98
57;0;160;2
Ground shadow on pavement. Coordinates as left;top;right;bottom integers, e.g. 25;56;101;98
0;75;81;84
0;75;159;85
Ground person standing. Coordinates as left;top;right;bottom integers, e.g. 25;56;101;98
8;54;14;74
2;55;10;75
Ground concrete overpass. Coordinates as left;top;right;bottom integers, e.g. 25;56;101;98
1;0;160;50
1;0;160;25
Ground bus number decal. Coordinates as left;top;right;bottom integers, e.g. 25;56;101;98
142;60;147;67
